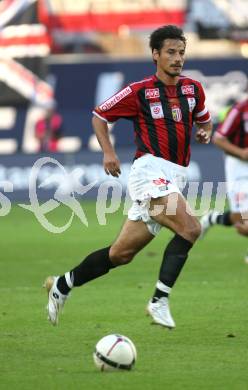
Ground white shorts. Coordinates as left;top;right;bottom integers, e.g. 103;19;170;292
127;154;187;236
225;155;248;213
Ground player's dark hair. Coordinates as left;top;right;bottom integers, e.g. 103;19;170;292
149;25;186;53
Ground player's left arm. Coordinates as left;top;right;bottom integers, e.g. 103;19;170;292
193;82;212;144
195;120;213;144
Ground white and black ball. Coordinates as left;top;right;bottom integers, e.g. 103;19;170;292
93;334;137;372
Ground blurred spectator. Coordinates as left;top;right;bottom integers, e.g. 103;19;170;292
35;106;63;152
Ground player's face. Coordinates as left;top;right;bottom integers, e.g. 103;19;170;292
153;39;186;78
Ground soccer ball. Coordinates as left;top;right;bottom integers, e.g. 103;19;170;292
93;334;137;372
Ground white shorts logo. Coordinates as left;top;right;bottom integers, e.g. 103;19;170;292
150;102;164;119
187;97;196;112
99;86;132;111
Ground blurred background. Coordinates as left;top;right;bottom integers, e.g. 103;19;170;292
0;0;247;201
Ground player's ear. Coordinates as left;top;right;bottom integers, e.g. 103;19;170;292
152;49;159;62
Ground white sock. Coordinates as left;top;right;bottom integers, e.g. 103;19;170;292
210;211;221;225
156;280;171;295
65;272;73;289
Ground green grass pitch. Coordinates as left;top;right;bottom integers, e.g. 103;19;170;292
1;201;248;390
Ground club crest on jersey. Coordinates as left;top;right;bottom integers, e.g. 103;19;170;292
187;97;196;112
181;85;194;95
171;105;182;122
150;102;164;119
145;88;160;99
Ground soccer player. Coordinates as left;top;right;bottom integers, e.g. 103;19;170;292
200;98;248;262
45;25;212;328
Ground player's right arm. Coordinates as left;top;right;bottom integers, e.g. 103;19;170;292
92;115;121;177
92;84;138;177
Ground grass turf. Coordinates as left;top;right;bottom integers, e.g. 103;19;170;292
0;201;248;390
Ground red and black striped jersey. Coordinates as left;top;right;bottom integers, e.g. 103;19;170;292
215;99;248;149
93;74;211;167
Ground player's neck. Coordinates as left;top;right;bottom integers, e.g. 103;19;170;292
155;70;179;86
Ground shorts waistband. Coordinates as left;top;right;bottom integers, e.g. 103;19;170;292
135;153;187;173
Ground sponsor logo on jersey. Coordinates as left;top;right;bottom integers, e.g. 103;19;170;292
145;88;160;99
187;97;196;112
99;86;132;111
181;85;194;95
150;102;164;119
171;105;182;122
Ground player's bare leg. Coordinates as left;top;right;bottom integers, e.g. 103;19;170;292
146;192;201;329
150;193;201;242
109;219;154;265
45;219;154;325
201;210;248;263
200;210;241;238
202;210;248;264
235;219;248;263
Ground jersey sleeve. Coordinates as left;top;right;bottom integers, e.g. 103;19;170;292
215;105;241;138
193;82;211;123
92;85;138;123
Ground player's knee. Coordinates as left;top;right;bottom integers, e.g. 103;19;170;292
109;246;135;265
177;217;201;242
184;219;201;242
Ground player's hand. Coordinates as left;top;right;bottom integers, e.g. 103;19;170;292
235;221;248;236
103;152;121;177
195;129;211;144
240;148;248;161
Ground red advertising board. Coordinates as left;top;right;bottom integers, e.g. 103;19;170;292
39;0;185;32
